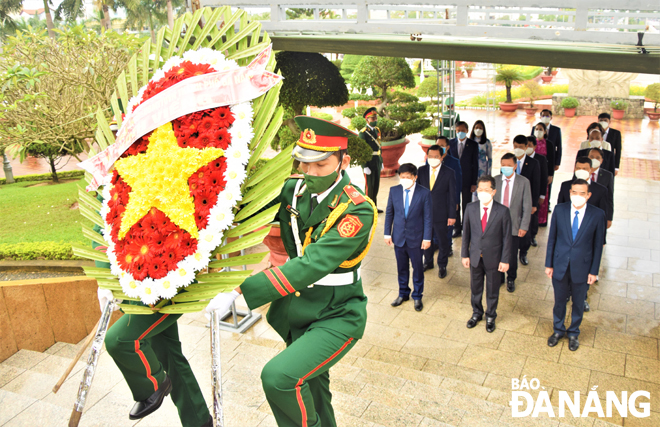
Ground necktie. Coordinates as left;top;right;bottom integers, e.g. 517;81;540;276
517;160;522;174
430;168;437;190
311;195;318;213
482;207;488;232
572;210;579;241
458;142;464;158
503;179;510;207
591;172;596;182
404;189;410;218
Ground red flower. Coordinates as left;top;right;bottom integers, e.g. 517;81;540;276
179;233;197;257
150;232;167;254
206;169;225;188
209;128;231;149
195;187;217;213
147;255;169;279
131;256;149;281
195;132;213;148
161;246;181;270
198;117;215;133
164;230;184;250
212;107;234;128
182;61;214;78
208;157;227;173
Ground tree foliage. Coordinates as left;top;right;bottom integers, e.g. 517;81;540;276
495;65;525;103
339;54;364;81
0;0;27;37
0;27;144;181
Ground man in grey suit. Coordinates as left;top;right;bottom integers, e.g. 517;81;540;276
495;153;532;293
462;175;512;333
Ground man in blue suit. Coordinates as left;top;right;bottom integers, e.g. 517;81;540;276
385;163;433;312
437;136;462;256
545;179;605;351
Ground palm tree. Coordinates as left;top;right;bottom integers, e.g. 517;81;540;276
123;0;167;42
495;66;525;104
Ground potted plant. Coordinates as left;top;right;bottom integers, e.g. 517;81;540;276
550;67;558;76
610;99;628;120
522;80;544;116
644;83;660;120
348;56;430;176
541;67;553;83
496;65;524;112
464;62;476;78
561;96;579;117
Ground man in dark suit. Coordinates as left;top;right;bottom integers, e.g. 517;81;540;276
557;158;613;230
599;112;622;176
418;145;457;278
576;137;615;175
545;179;605;351
385;163;433;312
437;136;461;257
461;175;512;333
449;121;479;237
495;154;532;293
526;136;549;241
512;135;540;266
588;148;615;197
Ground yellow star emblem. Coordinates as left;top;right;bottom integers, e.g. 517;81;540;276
114;122;224;239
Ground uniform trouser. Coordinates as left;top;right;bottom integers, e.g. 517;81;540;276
552;266;588;337
261;327;357;427
395;244;425;300
105;312;210;427
519;212;538;255
470;258;502;319
364;167;381;207
424;223;450;269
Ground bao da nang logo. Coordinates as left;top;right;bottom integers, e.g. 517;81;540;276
510;377;651;418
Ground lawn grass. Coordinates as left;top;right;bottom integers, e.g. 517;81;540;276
0;178;86;245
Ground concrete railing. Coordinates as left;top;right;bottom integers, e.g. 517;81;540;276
200;0;660;46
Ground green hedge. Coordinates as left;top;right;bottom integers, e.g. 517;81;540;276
0;170;85;185
0;241;80;260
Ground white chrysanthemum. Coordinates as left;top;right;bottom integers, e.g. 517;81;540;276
173;259;196;287
229;124;254;146
216;59;239;72
224;165;247;187
162;56;183;73
151;68;166;83
101;184;112;201
209;203;234;231
120;272;141;299
139;278;160;305
231;102;254;123
198;228;223;252
187;248;211;271
156;274;179;300
225;142;251;166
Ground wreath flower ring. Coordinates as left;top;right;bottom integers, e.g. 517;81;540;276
98;48;254;305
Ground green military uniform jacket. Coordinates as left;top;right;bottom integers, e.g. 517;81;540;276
241;172;376;343
358;126;383;173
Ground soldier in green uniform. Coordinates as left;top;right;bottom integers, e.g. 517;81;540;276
206;116;377;427
359;107;383;213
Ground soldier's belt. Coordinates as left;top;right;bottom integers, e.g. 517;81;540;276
311;268;361;286
372;151;381;156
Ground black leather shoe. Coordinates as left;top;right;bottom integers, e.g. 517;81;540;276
452;230;461;238
568;336;580;351
414;299;423;312
519;253;529;266
377;208;384;214
391;296;408;307
448;250;454;257
466;315;482;329
584;300;590;312
423;263;434;272
486;317;496;333
201;415;214;427
438;267;447;279
547;332;564;347
507;278;515;293
531;238;538;247
129;375;172;420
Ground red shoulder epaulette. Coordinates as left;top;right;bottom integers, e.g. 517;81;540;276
343;185;366;205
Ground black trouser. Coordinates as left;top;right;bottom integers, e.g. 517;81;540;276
470;258;502;319
424;223;450;269
519;212;538;255
455;186;472;231
552;266;588;337
505;235;520;281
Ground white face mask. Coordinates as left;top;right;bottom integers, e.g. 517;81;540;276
534;130;544;139
428;158;441;168
599;121;609;130
513;148;525;158
575;170;590;180
525;147;535;156
474;129;483;137
541;116;551;124
590;158;601;170
400;178;414;189
570;195;587;208
589;140;602;148
477;191;493;204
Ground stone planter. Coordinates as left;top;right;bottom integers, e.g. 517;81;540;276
612;109;625;120
381;137;409;178
499;102;519;112
541;76;553;83
418;137;436;156
563;107;576;117
455;71;462;83
262;224;288;267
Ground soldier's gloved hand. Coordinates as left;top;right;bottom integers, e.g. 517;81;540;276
204;290;240;320
364;167;371;175
97;288;120;312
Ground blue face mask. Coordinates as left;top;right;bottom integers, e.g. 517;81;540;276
501;166;514;177
457;131;467;140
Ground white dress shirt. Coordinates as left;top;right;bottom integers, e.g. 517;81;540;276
500;173;515;207
479;199;493;223
516;155;526;174
571;203;587;230
429;164;442;185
